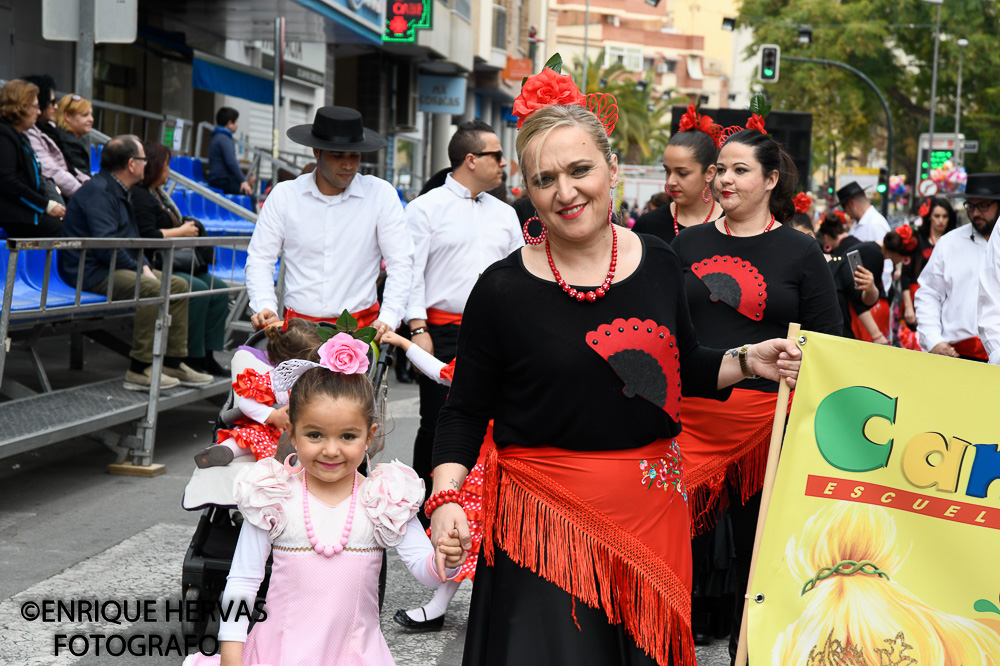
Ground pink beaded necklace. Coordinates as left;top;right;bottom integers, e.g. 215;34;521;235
303;471;357;557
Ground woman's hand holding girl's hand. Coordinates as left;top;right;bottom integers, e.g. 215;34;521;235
380;329;411;351
750;339;802;389
266;405;291;432
438;528;467;570
430;502;471;583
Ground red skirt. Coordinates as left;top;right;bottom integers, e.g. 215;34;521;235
217;419;281;461
850;298;890;342
677;389;780;534
480;439;695;666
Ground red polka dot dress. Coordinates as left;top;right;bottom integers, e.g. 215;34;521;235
217;368;284;461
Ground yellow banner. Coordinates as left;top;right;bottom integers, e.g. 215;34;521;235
749;332;1000;665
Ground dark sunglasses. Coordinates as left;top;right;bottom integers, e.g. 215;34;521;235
472;150;504;161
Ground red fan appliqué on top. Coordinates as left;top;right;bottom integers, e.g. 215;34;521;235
586;318;681;421
691;255;768;321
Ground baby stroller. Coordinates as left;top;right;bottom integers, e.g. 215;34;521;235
180;326;391;640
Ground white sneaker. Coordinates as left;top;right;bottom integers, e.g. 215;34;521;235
163;362;213;387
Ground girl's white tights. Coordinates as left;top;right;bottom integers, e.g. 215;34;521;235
217;438;252;457
406;580;460;621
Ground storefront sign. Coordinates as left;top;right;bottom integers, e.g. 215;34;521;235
418;76;466;115
384;0;432;43
501;57;533;80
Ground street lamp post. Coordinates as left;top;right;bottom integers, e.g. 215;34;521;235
924;0;942;175
955;38;968;165
582;0;590;90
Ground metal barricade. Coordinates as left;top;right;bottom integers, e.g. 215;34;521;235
0;236;251;469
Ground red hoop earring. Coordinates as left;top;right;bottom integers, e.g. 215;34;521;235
523;216;547;245
702;186;712;203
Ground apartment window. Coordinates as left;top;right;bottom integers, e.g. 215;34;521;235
455;0;471;19
604;46;643;72
492;4;507;50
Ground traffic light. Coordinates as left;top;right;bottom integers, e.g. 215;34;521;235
877;167;888;194
759;45;780;82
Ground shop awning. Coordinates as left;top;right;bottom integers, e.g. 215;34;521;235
192;51;274;105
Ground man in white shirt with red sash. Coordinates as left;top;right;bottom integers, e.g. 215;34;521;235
404;120;522;515
247;107;412;336
917;172;998;361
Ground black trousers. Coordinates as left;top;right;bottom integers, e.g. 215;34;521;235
412;323;460;527
4;215;63;238
727;490;762;664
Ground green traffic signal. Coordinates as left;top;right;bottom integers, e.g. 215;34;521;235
763;68;774;77
877;184;887;193
922;161;929;168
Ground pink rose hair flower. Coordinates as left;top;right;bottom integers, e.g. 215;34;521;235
318;332;371;375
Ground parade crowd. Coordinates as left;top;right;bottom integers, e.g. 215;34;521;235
3;62;1000;666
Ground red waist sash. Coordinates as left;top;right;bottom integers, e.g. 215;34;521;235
677;388;785;534
426;308;463;326
953;336;988;361
283;301;380;328
481;439;695;666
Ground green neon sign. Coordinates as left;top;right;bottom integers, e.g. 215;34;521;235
383;1;432;43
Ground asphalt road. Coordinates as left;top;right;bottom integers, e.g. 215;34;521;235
0;338;731;665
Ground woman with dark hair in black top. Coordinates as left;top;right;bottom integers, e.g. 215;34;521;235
633;106;721;245
426;89;802;665
816;211;861;256
898;197;957;327
671;126;840;664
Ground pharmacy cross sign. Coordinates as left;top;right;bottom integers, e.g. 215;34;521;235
383;0;432;43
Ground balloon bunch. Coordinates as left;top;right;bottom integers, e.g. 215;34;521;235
888;174;910;205
929;160;967;194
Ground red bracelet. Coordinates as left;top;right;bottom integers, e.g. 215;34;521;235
424;489;461;519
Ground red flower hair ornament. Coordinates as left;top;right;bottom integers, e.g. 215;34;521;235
512;53;618;136
679;104;720;147
918;198;931;218
834;210;847;224
895;224;918;251
717;95;771;147
793;192;813;214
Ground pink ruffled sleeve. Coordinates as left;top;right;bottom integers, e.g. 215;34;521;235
359;461;425;548
233;458;293;540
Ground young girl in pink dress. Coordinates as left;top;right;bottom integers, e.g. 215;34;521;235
194;319;323;468
381;329;490;632
185;333;464;666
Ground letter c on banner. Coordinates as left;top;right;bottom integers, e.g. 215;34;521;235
814;386;897;472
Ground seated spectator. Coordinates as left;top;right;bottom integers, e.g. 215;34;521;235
0;79;65;237
207;106;253;195
23;75;89;199
59;135;213;391
132;141;229;376
55;93;94;176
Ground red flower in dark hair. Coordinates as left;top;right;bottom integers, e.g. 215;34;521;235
834;210;847;224
745;113;767;134
793;192;812;214
918;198;931;218
895;224;918;251
678;104;718;146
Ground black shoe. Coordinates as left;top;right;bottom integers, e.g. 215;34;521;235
693;630;712;646
201;353;229;377
393;608;444;633
194;445;234;469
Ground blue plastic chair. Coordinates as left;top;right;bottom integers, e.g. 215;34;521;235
17;250;104;307
0;250;67;311
90;145;102;175
192;158;206;183
206;247;247;282
171;190;191;218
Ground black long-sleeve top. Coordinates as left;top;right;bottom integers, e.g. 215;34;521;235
671;223;841;393
433;236;730;471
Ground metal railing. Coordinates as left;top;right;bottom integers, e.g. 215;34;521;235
91;98;195;155
0;236;251;466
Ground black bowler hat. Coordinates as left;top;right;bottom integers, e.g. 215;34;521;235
286;106;387;153
952;172;1000;200
836;181;866;207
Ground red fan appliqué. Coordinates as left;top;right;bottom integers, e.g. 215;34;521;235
586;318;681;421
691;255;768;321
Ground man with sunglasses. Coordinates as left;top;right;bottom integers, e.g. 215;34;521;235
915;173;998;361
399;120;521;548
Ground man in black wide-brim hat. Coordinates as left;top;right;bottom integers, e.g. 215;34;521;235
974;174;1000;365
916;172;998;361
245;106;413;338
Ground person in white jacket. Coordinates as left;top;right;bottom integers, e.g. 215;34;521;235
23;75;89;198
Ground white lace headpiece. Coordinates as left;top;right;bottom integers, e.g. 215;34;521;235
270;332;372;392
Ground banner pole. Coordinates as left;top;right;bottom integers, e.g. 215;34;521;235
735;322;801;666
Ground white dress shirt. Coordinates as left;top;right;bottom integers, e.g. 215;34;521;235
405;174;523;322
848;205;891;243
916;224;989;352
978;222;1000;364
246;172;413;329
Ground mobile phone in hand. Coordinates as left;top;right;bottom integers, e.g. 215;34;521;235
846;249;863;287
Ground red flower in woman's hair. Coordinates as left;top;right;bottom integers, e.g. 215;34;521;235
835;210;846;224
512;67;586;129
746;113;767;134
918;198;931;218
678;104;717;141
793;192;813;214
895;224;918;251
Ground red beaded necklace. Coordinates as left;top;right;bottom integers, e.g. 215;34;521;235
723;213;776;236
546;224;618;302
671;199;716;237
